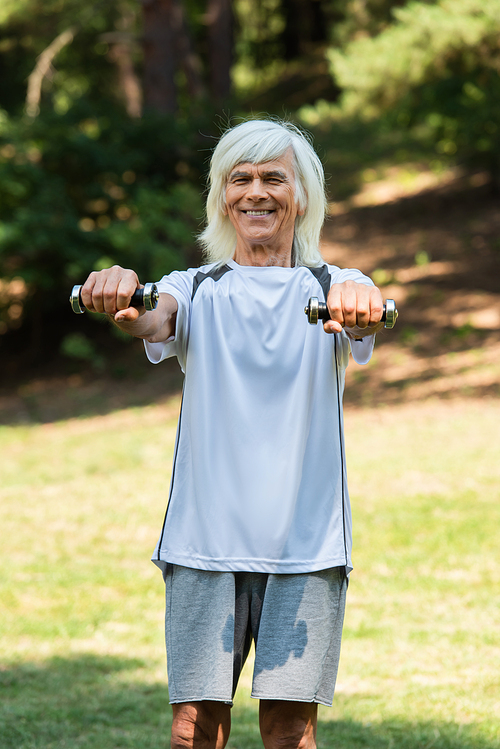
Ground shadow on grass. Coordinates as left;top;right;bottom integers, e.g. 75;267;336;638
1;654;497;749
316;717;498;749
0;350;184;426
0;654;171;749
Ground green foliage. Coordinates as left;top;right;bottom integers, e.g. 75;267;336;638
330;0;500;108
234;0;285;70
0;100;207;348
0;0;135;115
60;331;106;372
328;0;500;174
0;0;221;363
328;0;436;46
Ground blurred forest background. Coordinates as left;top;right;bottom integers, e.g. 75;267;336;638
2;6;500;746
1;0;499;413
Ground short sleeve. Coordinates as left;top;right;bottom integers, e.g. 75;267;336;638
328;265;375;288
143;269;195;371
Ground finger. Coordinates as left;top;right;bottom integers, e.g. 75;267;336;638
341;283;359;329
81;272;99;312
326;284;344;327
114;307;140;323
84;269;117;314
114;275;140;311
323;319;343;334
351;286;371;329
102;269;138;315
368;288;384;326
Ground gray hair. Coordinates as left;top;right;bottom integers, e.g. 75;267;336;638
198;119;327;267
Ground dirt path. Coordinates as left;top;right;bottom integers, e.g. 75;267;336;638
321;174;500;406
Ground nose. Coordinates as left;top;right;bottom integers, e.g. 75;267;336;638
247;177;268;201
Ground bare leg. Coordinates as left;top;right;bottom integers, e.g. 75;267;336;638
171;701;231;749
259;700;318;749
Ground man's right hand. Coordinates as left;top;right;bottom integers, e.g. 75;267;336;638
80;265;143;322
80;265;178;343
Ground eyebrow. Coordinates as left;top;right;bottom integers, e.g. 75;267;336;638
228;169;288;181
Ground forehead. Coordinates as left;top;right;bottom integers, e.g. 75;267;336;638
228;149;295;177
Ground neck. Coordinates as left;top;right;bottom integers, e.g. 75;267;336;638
233;242;293;268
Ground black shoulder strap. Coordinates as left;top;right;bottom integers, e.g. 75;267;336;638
191;264;233;301
306;264;331;301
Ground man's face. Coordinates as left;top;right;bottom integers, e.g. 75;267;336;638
224;149;304;256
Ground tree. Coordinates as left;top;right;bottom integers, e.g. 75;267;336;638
328;0;417;46
281;0;328;60
0;1;226;365
328;0;500;180
141;0;179;114
206;0;233;101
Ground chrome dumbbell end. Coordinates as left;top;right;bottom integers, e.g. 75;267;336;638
304;297;320;325
383;299;398;329
139;283;159;311
70;285;86;314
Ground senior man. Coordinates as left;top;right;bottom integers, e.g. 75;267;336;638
80;119;385;749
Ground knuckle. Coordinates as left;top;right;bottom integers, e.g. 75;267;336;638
103;288;116;304
357;303;369;316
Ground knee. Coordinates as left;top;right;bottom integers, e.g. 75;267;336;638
171;715;203;749
170;717;211;749
260;700;317;749
260;709;316;749
261;721;312;749
171;703;230;749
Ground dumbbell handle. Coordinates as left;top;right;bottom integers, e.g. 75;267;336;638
70;282;159;314
304;297;398;329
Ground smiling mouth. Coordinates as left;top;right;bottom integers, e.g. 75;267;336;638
243;210;274;216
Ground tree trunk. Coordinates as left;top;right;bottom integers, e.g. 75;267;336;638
281;0;328;60
172;0;205;100
25;26;78;117
106;35;143;118
104;5;143;118
141;0;178;114
206;0;233;102
281;0;301;60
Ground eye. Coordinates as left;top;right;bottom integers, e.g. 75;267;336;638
264;175;286;184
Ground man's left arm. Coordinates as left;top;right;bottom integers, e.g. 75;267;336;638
323;279;385;339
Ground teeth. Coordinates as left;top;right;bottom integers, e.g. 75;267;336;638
245;210;271;216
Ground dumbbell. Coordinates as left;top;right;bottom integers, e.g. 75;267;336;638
69;282;159;314
304;297;398;329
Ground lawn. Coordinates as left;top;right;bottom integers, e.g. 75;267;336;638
1;394;499;748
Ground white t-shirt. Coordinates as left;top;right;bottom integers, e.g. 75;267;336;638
145;260;375;575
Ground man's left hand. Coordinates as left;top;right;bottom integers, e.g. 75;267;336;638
324;280;385;337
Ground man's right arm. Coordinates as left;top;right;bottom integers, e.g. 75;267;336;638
80;266;178;343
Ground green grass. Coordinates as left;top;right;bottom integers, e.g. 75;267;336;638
1;395;499;748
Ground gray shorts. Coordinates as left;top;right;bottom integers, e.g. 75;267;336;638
164;564;347;707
